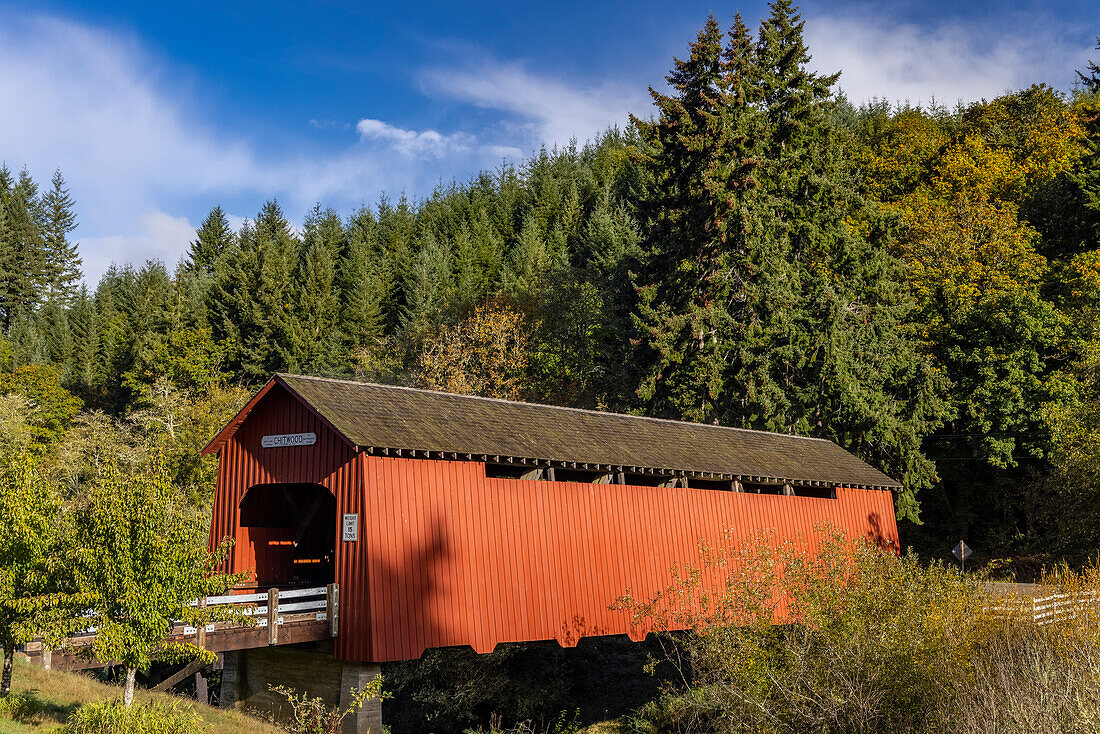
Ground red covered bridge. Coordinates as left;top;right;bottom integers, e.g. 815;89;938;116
202;373;901;729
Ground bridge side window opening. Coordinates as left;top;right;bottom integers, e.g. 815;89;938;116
485;463;550;480
238;483;336;588
686;478;735;491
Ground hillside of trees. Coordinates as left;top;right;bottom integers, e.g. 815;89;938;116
2;2;1100;566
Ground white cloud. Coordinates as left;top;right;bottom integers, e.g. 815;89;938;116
8;5;1086;287
804;13;1092;106
80;211;196;270
356;118;474;157
422;60;647;148
0;12;529;283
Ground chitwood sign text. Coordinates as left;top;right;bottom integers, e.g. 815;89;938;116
261;432;318;449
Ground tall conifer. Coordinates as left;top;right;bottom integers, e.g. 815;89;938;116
632;5;946;518
186;206;235;275
40;170;81;306
295;205;345;374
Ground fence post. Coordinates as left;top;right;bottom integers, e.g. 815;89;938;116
327;583;338;638
267;588;279;645
196;598;207;650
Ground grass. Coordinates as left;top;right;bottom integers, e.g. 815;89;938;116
0;657;281;733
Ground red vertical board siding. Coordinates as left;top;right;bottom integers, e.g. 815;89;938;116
342;455;899;663
209;387;901;664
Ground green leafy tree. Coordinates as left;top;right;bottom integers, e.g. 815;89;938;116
0;365;82;448
0;453;63;696
69;458;245;706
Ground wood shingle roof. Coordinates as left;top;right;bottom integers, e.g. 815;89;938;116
257;374;900;490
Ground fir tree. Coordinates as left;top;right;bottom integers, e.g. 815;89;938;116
631;14;764;423
338;208;384;350
1071;40;1100;244
209;201;301;382
186;206;235;275
401;230;454;342
295;205;345;374
67;286;101;397
0;168;47;331
632;6;946;519
40;170;81;306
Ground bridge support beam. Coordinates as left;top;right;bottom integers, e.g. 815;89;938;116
219;651;240;708
340;661;382;734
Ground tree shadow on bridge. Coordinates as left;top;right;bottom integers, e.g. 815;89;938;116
557;614;610;648
865;512;897;551
360;513;451;660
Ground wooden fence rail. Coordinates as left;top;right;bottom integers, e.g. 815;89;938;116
22;583;338;672
986;582;1099;626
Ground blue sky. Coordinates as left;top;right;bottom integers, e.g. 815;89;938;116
1;0;1097;282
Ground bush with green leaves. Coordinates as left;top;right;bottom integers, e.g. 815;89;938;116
271;674;386;734
62;699;206;734
620;527;1100;734
617;526;994;734
0;451;68;697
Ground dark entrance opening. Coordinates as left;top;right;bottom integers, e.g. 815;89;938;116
239;483;336;587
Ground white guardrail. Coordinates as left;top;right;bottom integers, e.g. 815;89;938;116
989;588;1099;625
67;583;338;643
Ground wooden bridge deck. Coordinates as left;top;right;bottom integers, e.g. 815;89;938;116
22;584;339;672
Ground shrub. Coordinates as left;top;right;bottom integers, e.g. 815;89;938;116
62;699;206;734
948;621;1100;733
0;691;51;721
946;561;1100;733
619;527;1100;733
616;526;995;734
271;674;385;734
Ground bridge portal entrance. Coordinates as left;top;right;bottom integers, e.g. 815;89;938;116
239;483;336;587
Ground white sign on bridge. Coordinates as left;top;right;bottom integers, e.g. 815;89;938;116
261;432;317;449
342;513;359;542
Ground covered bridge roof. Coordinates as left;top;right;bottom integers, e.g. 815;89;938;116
205;374;901;490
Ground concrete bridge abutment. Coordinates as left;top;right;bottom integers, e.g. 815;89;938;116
219;645;382;733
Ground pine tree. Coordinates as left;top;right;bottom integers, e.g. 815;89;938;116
186;206;235;275
209;201;302;382
631;6;946;519
401;230;454;342
338;208;384;350
375;196;417;334
40;170;81;306
295;205;345;374
502;214;561;297
631;14;764;423
1071;40;1100;244
39;301;72;376
67;286;101;397
0;166;13;332
0;168;47;331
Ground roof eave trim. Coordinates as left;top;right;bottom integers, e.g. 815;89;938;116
201;377;281;456
201;375;359;456
358;445;902;490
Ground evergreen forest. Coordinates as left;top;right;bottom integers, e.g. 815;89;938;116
4;0;1100;567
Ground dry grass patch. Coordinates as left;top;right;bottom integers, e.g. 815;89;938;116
0;657;280;733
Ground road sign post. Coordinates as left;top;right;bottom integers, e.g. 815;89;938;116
952;540;972;573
